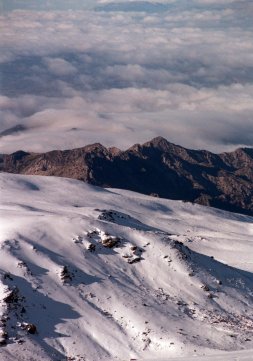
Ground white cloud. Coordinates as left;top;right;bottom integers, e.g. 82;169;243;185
44;58;77;76
0;2;253;153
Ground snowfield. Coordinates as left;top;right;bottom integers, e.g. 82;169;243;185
0;173;253;361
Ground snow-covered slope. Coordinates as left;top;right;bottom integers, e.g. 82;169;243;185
0;173;253;361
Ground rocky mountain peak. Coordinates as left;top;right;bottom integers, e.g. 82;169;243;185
143;136;174;151
82;143;108;154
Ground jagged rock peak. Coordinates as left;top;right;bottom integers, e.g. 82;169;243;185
143;136;179;151
82;142;109;153
108;147;122;156
234;147;253;157
1;137;253;216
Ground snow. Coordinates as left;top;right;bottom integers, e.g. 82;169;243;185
145;348;253;360
0;172;253;361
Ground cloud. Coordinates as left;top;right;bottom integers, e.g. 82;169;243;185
0;2;253;153
44;58;77;76
1;82;252;153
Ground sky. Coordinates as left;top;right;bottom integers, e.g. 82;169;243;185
0;0;253;153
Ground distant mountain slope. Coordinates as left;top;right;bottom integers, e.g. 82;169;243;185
1;137;253;215
0;173;253;360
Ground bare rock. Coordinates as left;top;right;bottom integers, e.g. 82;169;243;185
1;137;253;216
101;236;120;248
128;257;141;264
201;285;210;292
25;323;37;334
4;288;19;304
0;338;7;346
60;266;72;282
88;243;96;252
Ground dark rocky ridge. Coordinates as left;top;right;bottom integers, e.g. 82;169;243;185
1;137;253;215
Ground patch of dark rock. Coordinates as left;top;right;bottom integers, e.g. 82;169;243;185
102;310;112;318
150;193;159;198
17;261;27;268
0;331;8;341
25;323;37;334
87;230;99;238
17;339;25;344
177;300;187;306
128;257;141;264
87;243;96;252
201;285;210;292
3;273;13;281
60;266;72;282
73;236;83;243
101;236;120;248
0;339;7;346
4;288;19;304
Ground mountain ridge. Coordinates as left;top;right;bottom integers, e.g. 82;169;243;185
1;137;253;216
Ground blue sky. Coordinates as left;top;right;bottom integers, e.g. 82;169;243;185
0;0;253;152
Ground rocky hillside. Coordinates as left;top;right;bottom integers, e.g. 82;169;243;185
1;137;253;215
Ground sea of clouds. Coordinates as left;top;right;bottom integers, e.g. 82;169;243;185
0;0;253;153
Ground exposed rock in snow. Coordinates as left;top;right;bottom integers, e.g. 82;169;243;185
0;173;253;360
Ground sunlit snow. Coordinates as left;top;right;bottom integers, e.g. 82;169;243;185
0;173;253;360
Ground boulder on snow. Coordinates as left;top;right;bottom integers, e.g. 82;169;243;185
0;338;7;346
3;288;19;304
0;330;8;340
128;256;141;264
73;236;83;244
17;261;27;268
201;285;210;292
25;323;37;334
101;236;120;248
122;253;132;259
88;243;96;252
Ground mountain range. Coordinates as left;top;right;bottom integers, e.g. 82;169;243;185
1;136;253;215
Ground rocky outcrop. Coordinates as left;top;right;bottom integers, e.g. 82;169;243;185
1;137;253;215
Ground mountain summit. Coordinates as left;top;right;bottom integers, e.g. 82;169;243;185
1;137;253;215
